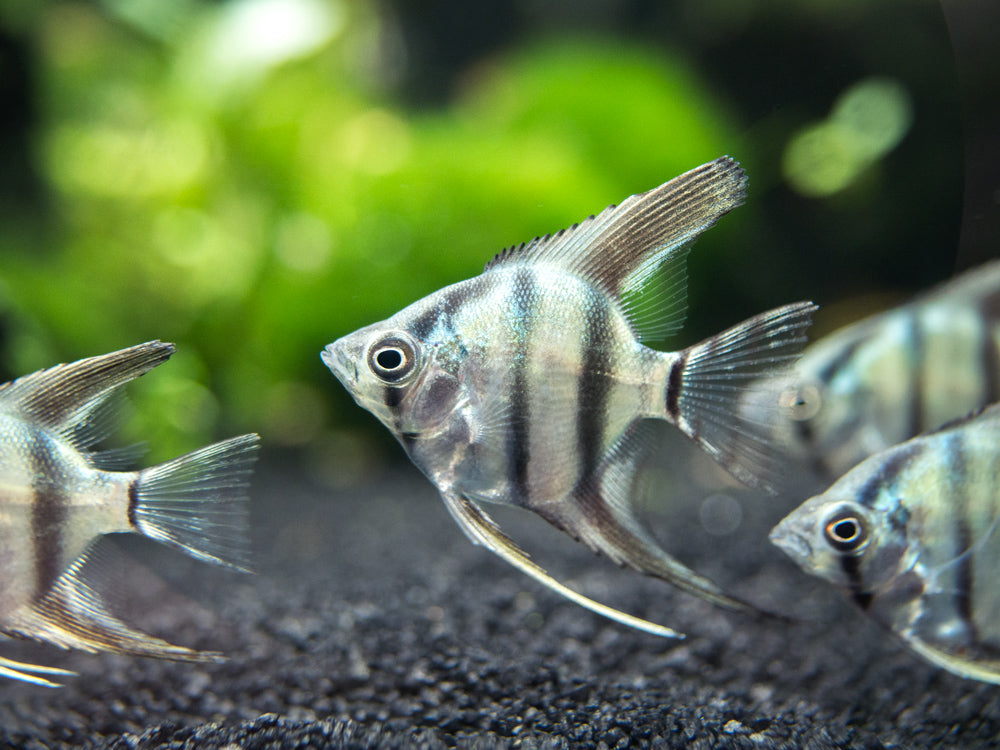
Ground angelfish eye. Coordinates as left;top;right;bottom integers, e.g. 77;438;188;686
367;333;418;383
780;383;821;421
823;508;869;553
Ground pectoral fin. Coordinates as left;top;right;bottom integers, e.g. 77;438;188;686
440;490;683;639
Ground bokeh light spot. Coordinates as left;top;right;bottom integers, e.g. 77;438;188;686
784;76;913;198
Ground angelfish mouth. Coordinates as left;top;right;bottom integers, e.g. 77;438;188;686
321;342;356;386
769;523;812;564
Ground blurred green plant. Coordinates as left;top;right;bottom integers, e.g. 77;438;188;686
0;0;743;473
783;77;913;197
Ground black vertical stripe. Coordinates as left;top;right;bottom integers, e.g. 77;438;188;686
857;442;923;510
127;479;139;529
906;312;926;438
507;268;538;503
840;553;873;610
29;436;68;600
946;432;978;642
665;354;686;423
979;317;1000;407
575;290;613;493
814;329;870;385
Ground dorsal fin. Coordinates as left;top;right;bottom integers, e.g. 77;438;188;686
484;156;748;300
926;402;1000;436
0;341;174;451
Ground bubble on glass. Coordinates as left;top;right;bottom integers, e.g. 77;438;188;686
699;493;744;537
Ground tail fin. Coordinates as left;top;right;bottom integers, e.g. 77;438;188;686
131;434;261;572
667;302;817;491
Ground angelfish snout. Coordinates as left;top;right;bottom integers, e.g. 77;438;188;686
769;519;813;565
321;341;355;386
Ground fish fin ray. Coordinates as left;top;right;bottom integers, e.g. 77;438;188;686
906;634;1000;685
132;434;260;572
925;500;1000;590
924;402;1000;437
672;301;818;491
5;548;221;663
440;490;683;638
540;422;757;613
89;442;148;470
0;341;174;450
620;244;690;343
0;657;75;687
484;157;747;301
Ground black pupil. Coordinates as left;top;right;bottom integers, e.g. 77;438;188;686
376;348;404;370
831;519;859;542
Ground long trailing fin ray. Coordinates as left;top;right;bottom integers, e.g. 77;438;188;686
0;657;75;688
672;301;818;492
440;491;684;639
0;341;175;452
906;635;1000;685
538;422;758;614
6;548;221;663
132;434;261;572
484;157;747;301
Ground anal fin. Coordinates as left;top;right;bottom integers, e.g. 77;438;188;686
5;548;223;665
539;422;761;615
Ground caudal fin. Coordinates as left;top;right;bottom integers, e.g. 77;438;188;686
131;434;261;572
667;301;817;491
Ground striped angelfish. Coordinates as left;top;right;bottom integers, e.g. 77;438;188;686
0;341;259;686
771;402;1000;684
323;157;816;638
740;260;1000;480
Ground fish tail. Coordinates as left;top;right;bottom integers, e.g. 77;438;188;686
665;301;817;491
131;434;261;572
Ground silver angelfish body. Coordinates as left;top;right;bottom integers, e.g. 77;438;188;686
771;402;1000;684
741;260;1000;480
0;342;259;686
324;157;816;638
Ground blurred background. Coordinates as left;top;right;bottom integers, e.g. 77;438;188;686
0;0;992;481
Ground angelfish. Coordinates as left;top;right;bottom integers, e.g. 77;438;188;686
771;402;1000;684
740;259;1000;480
323;157;817;638
0;341;259;686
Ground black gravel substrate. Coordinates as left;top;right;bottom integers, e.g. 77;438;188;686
2;442;999;749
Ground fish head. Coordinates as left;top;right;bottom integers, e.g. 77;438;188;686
322;304;467;445
771;464;914;599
